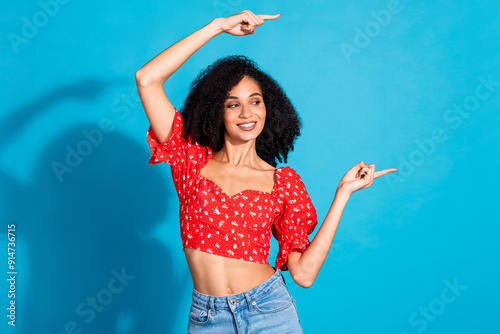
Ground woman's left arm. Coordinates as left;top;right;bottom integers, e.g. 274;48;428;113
287;161;398;288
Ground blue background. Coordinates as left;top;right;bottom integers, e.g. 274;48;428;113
1;0;499;333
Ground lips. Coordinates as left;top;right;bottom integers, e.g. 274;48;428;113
237;122;257;131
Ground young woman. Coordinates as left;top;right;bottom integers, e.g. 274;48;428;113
136;9;397;333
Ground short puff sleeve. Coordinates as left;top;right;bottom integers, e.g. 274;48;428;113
272;167;318;271
146;108;211;193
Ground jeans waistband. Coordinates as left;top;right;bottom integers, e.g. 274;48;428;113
191;267;285;310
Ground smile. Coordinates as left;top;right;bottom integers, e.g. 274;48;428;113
237;122;257;131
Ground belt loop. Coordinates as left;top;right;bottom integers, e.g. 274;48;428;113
279;268;286;284
209;296;215;315
244;292;254;311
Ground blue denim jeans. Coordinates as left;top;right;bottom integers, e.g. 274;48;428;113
187;267;303;333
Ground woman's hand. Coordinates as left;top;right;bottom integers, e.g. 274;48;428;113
215;10;281;36
337;161;398;196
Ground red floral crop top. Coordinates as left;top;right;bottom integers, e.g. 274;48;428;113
146;108;317;271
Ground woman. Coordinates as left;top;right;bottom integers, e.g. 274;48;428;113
136;10;397;333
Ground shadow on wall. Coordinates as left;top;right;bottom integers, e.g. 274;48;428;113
0;78;114;144
1;81;189;334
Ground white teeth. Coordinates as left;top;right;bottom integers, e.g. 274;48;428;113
238;122;256;128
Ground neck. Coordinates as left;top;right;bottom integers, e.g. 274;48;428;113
213;135;260;167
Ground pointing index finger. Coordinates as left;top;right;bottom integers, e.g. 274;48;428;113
374;168;398;178
257;13;281;21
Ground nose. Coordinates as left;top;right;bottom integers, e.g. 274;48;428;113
239;103;252;118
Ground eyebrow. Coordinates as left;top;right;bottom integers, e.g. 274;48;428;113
225;92;262;100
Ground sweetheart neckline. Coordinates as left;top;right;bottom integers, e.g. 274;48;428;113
197;167;281;199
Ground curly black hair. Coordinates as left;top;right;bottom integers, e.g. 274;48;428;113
180;55;301;167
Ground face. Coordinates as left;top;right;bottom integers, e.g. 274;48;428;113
223;76;266;143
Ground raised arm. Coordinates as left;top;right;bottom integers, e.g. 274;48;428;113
135;10;281;144
135;20;221;144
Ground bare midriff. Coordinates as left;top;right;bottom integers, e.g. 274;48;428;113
184;247;276;296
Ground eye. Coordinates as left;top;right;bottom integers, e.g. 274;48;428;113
251;100;261;105
227;103;238;108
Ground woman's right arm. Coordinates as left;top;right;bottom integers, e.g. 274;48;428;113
135;10;280;144
135;20;223;144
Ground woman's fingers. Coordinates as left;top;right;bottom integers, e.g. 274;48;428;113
367;164;375;186
352;162;398;179
359;165;397;181
238;12;260;34
356;167;368;178
358;164;374;182
248;12;268;28
351;161;367;175
220;10;280;36
239;10;262;30
257;13;281;21
245;10;264;26
374;168;398;179
340;162;398;194
240;24;254;34
353;161;376;179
